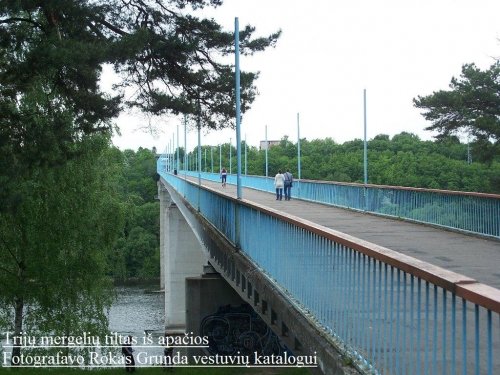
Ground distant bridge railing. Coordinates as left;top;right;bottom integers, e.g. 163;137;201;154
174;169;500;239
159;159;500;375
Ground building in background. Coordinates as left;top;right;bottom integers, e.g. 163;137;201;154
259;140;280;151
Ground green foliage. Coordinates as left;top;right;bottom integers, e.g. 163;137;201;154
108;148;160;280
0;136;123;360
0;0;280;133
243;133;500;194
414;62;500;161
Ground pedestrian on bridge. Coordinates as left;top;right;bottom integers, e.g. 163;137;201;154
284;169;293;200
274;170;284;200
220;167;227;187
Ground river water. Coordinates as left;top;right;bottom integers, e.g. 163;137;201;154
109;284;164;337
108;284;165;359
1;285;165;365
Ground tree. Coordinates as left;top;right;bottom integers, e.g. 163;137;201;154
242;132;500;193
414;62;500;143
0;0;280;129
0;2;279;360
0;136;123;363
109;148;161;280
0;0;280;209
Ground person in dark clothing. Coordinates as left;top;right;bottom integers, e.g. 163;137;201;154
284;169;293;200
220;167;227;187
164;341;174;371
121;335;135;372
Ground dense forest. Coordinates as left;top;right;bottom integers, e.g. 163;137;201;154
107;148;160;281
69;130;499;284
187;132;500;194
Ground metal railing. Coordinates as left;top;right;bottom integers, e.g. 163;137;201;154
158;159;500;375
173;169;500;239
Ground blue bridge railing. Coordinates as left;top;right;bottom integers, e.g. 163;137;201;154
172;169;500;239
158;159;499;375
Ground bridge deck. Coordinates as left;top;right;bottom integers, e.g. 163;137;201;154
187;176;500;289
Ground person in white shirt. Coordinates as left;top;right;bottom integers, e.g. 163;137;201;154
274;170;284;200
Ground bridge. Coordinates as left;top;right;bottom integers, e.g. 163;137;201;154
156;157;500;375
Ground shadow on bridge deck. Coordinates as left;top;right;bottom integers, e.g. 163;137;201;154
188;176;500;289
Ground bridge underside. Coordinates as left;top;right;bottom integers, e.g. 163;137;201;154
159;178;358;375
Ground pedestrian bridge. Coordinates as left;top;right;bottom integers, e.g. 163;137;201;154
157;157;500;375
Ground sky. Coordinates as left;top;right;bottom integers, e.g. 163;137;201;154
109;0;500;152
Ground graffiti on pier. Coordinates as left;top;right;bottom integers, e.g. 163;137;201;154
200;304;287;359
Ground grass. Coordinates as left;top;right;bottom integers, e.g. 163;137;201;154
0;367;311;375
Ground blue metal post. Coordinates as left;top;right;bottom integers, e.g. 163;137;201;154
297;113;301;197
197;99;201;212
463;299;467;375
170;139;173;172
176;125;180;171
165;143;170;172
475;304;480;375
211;146;213;173
234;17;242;251
245;134;247;176
184;114;187;178
219;144;222;172
165;143;168;171
235;16;242;200
229;137;232;175
363;89;368;211
169;137;172;172
265;125;268;177
487;310;492;375
197;100;201;186
363;89;368;185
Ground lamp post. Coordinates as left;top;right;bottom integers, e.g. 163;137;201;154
297;113;301;197
234;17;242;249
229;137;232;175
235;16;242;200
184;115;187;177
197;99;201;187
265;125;268;178
363;88;368;185
211;146;214;173
176;125;180;172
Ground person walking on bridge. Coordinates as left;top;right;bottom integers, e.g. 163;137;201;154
220;167;227;187
274;170;284;200
284;169;293;200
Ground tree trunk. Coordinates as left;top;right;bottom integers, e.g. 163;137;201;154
11;296;24;365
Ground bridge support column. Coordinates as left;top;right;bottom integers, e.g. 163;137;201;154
185;265;245;356
158;183;168;290
159;183;206;333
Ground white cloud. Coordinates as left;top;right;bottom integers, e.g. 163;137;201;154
109;0;500;151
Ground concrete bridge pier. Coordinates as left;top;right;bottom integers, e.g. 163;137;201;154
158;183;207;333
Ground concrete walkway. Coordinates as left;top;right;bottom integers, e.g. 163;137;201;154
188;176;500;289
